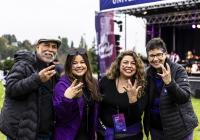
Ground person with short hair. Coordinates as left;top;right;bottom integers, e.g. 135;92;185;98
0;38;61;140
144;37;198;140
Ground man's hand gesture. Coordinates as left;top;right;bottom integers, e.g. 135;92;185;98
39;65;56;82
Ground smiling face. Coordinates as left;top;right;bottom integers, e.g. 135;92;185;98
148;48;167;69
119;55;136;78
71;55;87;77
36;42;58;63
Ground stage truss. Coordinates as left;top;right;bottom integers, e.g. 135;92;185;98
120;0;200;26
145;10;200;26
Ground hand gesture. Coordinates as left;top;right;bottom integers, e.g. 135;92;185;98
39;65;56;82
157;63;171;85
123;79;142;103
64;79;83;99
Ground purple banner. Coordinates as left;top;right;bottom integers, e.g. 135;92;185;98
95;12;116;77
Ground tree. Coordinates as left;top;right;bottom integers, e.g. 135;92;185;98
0;37;8;48
79;36;87;49
0;37;7;59
4;46;18;59
21;40;33;51
0;58;15;70
70;41;74;48
2;34;17;45
0;34;23;60
88;48;98;74
3;59;14;70
0;61;3;70
87;38;98;74
0;37;11;59
57;37;70;64
58;37;69;54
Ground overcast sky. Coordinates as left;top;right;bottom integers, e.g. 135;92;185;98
0;0;99;46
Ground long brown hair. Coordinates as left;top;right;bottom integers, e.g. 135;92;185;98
106;50;146;97
64;50;100;101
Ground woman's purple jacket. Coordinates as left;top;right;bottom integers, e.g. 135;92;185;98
53;75;98;140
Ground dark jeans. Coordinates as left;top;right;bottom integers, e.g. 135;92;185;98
150;128;164;140
7;134;52;140
37;134;52;140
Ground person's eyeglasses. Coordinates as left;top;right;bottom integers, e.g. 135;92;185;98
67;48;87;55
148;53;164;60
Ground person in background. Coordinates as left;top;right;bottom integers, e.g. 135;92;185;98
53;58;64;76
169;51;180;63
144;38;198;140
0;38;61;140
53;48;101;140
97;50;146;140
185;50;194;74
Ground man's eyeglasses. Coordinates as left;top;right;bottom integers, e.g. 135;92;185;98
148;53;164;60
67;48;87;55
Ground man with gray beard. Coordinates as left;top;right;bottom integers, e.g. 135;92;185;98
0;38;61;140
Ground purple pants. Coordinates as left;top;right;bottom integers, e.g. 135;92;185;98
150;128;193;140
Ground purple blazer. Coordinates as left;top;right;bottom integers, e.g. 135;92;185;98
53;75;98;140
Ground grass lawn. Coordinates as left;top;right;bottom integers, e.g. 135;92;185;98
192;98;200;140
0;81;5;140
0;81;199;140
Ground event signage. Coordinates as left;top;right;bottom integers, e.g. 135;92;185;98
100;0;166;11
95;12;116;77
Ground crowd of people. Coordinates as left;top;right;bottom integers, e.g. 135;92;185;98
0;37;198;140
168;50;200;75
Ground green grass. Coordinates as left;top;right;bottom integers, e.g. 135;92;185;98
0;82;5;109
192;98;200;140
0;81;199;140
0;81;5;140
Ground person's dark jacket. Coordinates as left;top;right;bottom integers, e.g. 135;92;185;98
0;50;58;140
143;58;198;140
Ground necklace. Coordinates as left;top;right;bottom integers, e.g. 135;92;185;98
116;78;127;94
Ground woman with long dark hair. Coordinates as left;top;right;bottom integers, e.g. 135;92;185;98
53;48;101;140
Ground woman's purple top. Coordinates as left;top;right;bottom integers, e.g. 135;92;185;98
53;75;98;140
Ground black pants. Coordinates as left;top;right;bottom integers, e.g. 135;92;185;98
75;128;90;140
